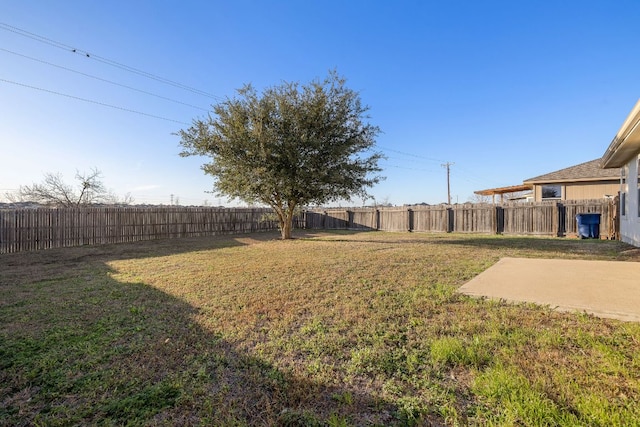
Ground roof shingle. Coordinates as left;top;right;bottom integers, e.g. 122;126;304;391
523;159;620;184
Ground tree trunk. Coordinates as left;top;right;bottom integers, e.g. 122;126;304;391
281;216;293;239
273;201;295;239
279;204;296;239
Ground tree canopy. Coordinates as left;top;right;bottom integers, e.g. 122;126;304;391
177;71;384;239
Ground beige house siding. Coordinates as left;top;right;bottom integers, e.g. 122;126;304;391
564;181;619;200
532;185;543;201
531;181;618;202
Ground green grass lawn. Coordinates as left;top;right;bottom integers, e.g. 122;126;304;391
2;231;640;426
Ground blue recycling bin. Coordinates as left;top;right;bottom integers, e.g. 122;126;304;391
576;213;600;239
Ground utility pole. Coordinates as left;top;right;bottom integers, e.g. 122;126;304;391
441;162;454;205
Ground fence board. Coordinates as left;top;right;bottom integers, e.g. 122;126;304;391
378;208;409;231
410;206;449;232
350;209;378;230
451;204;497;233
500;202;556;236
0;207;293;254
305;199;617;238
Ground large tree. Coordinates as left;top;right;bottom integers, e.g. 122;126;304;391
177;71;384;239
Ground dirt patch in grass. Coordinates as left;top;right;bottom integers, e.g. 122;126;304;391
1;231;639;425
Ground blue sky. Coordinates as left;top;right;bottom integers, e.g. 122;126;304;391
1;1;639;206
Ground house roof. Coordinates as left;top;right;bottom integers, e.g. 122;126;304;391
601;99;640;168
523;159;620;184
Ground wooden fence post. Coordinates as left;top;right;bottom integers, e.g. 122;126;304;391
447;207;454;233
556;202;566;237
496;206;504;235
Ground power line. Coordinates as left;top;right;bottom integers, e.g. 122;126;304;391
376;144;499;187
0;77;190;125
0;22;221;100
374;144;444;163
382;163;438;172
383;155;435;164
0;47;210;112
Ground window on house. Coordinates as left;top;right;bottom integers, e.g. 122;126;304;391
637;158;640;217
621;167;627;217
541;185;561;199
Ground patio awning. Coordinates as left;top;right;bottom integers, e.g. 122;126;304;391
474;184;532;196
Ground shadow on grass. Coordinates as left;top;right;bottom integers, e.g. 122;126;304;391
426;235;640;261
300;229;639;261
0;231;399;426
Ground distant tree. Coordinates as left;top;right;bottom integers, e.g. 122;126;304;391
504;190;532;202
376;196;393;207
468;190;532;204
468;193;493;204
7;168;133;207
177;71;384;239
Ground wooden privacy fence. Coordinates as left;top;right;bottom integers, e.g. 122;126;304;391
304;199;617;238
0;207;299;254
0;201;617;254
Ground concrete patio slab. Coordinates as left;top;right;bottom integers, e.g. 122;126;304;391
458;257;640;322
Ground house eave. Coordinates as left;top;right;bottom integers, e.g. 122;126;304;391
523;177;619;185
602;99;640;168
